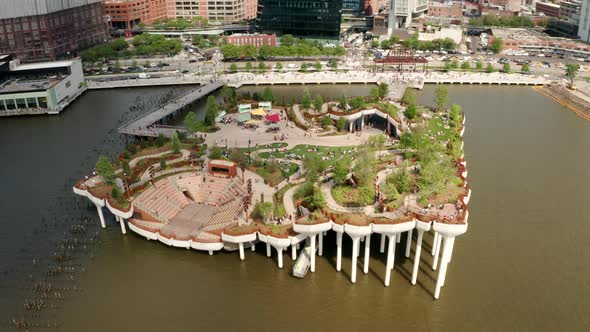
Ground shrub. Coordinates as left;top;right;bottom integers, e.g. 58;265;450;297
156;133;167;147
404;104;417;120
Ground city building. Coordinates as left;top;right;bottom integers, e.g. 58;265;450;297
226;33;277;47
0;0;107;62
559;0;581;24
428;1;463;18
387;0;429;32
0;55;86;116
257;0;343;39
492;27;590;59
579;0;590;42
535;1;561;17
172;0;257;22
105;0;168;29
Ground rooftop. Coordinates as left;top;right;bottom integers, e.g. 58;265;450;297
13;60;75;71
0;78;60;94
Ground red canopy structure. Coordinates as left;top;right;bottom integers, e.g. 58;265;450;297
265;113;280;123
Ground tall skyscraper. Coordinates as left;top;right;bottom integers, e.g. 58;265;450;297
0;0;107;61
579;0;590;42
388;0;429;32
257;0;343;39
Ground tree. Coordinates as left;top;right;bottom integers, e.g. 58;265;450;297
521;63;529;73
392;168;411;193
333;159;350;185
156;133;167;147
245;61;253;71
159;159;166;170
434;85;448;111
450;104;462;127
281;34;295;47
486;63;495;73
171;132;181;153
321;115;332;129
489;38;503;54
314;61;322;71
276;62;283;71
401;89;416;105
204;95;219;126
329;59;338;70
301;88;312;110
184;111;203;134
96;155;115;185
461;61;471;71
256;202;274;222
229;148;244;163
371;40;379;48
378;82;389;100
370;87;380;102
229;63;238;72
389;35;400;45
313;95;324;112
380;40;391;49
502;62;511;73
444;62;452;72
450;61;459;69
339;95;347;110
209;145;222;159
111;38;129;51
404;104;417;120
300;63;308;72
565;63;580;88
258;62;267;72
336;117;347;131
303;186;325;211
262;87;274;102
476;61;483;70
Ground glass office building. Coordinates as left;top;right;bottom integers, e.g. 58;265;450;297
257;0;342;39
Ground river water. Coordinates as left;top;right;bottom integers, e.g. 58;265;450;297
0;84;589;331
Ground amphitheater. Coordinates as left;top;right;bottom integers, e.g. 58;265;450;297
129;172;249;244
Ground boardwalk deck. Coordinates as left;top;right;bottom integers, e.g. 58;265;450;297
118;82;223;136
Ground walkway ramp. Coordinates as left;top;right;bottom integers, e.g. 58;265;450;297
293;246;314;278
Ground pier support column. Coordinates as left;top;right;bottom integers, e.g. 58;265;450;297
95;204;105;229
349;121;353;132
251;243;256;251
208;250;213;255
441;237;455;287
405;229;412;258
434;236;452;299
433;233;442;270
351;237;360;283
384;234;397;287
361;115;365;129
380;234;385;253
239;243;245;260
119;217;127;235
266;242;271;257
363;234;371;274
336;232;343;271
310;234;317;272
396;234;401;243
277;248;284;268
411;229;425;285
318;231;323;256
447;237;455;264
292;244;297;260
431;232;439;255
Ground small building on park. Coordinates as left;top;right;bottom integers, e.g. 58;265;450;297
209;160;238;178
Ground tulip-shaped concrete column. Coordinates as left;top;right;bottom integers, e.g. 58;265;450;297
432;216;468;299
116;215;126;234
344;224;372;283
405;229;412;258
411;219;432;285
239;243;245;260
380;234;386;253
432;232;443;270
384;234;397;287
251;243;256;251
95;204;106;228
318;231;324;256
336;231;343;271
221;233;257;261
266;242;271;257
431;232;439;256
267;237;291;269
363;234;371;274
293;222;332;273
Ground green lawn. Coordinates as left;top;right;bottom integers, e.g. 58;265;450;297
428;117;455;142
331;184;375;207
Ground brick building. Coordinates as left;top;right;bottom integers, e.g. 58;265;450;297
0;0;107;62
105;0;168;29
226;34;276;47
536;1;561;17
428;2;463;18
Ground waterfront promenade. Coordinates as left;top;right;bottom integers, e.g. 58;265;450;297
118;81;223;136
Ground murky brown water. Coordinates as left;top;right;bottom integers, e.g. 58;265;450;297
1;85;589;331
